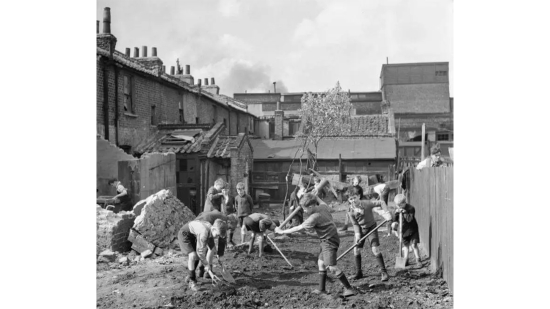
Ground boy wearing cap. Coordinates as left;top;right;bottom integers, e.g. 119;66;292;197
346;186;392;281
275;193;356;297
242;213;279;257
391;194;421;265
416;144;444;170
177;218;227;291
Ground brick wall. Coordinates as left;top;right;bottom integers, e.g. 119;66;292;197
96;207;136;254
353;102;382;115
97;136;135;197
384;83;450;113
274;110;284;140
229;110;238;135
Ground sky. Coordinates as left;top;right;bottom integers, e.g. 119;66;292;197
96;0;453;97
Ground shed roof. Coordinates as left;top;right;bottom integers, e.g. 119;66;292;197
250;138;396;160
135;123;224;154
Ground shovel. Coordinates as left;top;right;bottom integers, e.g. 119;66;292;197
217;256;236;284
395;212;407;269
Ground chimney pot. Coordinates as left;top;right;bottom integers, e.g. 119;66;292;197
163;65;166;73
96;20;99;34
125;48;130;57
102;7;111;34
185;65;190;74
198;79;202;87
133;47;139;58
170;66;175;75
152;47;157;57
204;78;209;86
142;46;147;57
211;78;215;85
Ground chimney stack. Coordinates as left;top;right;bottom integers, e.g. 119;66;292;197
274;102;284;140
204;78;209;86
134;47;139;58
170;66;175;75
198;79;202;87
96;20;99;34
102;7;111;34
162;65;166;73
185;65;190;74
142;46;147;57
125;48;130;57
152;47;157;57
211;78;215;85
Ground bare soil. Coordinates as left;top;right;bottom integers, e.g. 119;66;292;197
97;204;453;309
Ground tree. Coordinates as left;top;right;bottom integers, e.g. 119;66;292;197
296;82;353;169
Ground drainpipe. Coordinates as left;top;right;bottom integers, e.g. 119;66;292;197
102;58;110;140
114;65;119;146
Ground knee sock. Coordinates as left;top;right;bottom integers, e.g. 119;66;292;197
336;272;352;289
354;255;362;273
318;270;327;291
375;253;387;272
188;268;196;282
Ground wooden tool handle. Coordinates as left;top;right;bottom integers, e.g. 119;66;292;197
337;219;388;261
279;205;302;228
266;235;293;268
399;212;403;257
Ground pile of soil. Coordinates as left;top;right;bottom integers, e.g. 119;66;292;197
97;204;453;309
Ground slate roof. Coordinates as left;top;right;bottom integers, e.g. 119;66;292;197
207;136;238;158
347;115;389;135
250;138;396;160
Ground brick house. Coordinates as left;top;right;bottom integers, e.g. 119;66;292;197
379;62;454;165
96;7;258;154
133;122;253;215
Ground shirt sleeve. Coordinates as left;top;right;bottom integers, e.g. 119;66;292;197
247;195;254;209
416;159;427;170
196;232;210;264
302;214;318;229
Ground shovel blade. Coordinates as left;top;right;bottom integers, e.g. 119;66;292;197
220;266;236;284
395;256;407;269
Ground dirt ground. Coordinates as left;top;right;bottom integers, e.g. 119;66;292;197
97;203;453;309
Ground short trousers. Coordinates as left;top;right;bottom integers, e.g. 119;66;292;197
355;224;380;248
318;239;339;266
177;224;196;255
402;230;420;247
243;217;261;233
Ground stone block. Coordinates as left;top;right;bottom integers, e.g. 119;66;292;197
99;249;116;262
97;206;136;254
141;250;153;259
119;257;129;265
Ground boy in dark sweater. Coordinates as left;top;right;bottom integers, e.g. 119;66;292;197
204;178;228;212
231;182;254;244
391;194;421;265
346;186;392;281
275;193;356;297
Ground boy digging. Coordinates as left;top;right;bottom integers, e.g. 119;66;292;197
346;186;392;281
391;194;421;266
275;193;356;297
242;213;280;257
177;218;228;291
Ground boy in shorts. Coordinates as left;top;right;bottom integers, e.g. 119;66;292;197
274;193;356;297
346;186;392;281
232;182;254;244
242;213;279;257
193;210;229;276
177;218;227;291
391;194;421;265
339;176;364;232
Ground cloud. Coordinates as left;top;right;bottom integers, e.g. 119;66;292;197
218;0;242;17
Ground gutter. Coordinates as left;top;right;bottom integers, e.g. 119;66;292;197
102;57;110;140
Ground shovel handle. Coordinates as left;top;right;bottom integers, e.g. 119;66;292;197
266;235;293;268
399;212;403;257
279;205;303;228
337;219;388;261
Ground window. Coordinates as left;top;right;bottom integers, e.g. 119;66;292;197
123;75;135;113
436;71;448;76
437;133;450;141
289;122;301;135
223;118;227;126
179;101;184;123
151;105;156;125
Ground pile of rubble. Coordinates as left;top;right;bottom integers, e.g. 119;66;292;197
128;189;196;257
96;206;136;254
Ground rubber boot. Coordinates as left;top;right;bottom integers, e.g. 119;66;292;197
337;273;356;297
312;270;328;295
351;255;363;279
376;253;389;281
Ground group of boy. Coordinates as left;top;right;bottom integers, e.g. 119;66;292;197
177;176;421;297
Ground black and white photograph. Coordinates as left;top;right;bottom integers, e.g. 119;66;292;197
94;0;453;308
8;0;550;308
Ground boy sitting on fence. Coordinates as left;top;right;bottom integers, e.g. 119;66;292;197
391;194;421;266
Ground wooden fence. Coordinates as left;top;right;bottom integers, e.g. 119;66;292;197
409;166;453;292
